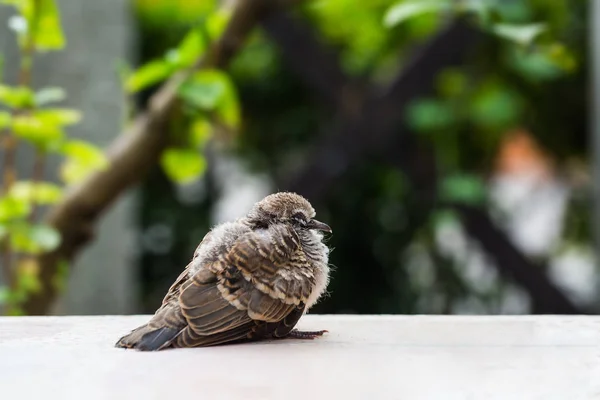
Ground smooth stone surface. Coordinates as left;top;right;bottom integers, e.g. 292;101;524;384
1;315;599;399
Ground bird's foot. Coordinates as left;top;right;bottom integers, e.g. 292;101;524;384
287;329;328;340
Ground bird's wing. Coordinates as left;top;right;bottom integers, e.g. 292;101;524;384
115;231;218;350
220;224;316;308
156;230;215;307
173;225;315;347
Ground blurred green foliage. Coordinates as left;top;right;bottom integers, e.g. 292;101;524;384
120;8;240;185
134;0;588;314
0;0;109;314
0;0;244;315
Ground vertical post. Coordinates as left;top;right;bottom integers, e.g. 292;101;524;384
591;0;600;264
50;0;138;315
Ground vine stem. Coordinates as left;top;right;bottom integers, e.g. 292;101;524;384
1;0;40;301
1;131;17;285
29;150;45;222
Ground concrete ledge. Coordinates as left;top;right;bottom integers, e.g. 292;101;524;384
1;315;599;399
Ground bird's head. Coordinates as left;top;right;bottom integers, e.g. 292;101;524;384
247;192;332;233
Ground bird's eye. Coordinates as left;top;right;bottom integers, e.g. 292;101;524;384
291;212;307;225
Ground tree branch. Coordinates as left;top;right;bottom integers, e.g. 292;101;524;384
25;0;271;315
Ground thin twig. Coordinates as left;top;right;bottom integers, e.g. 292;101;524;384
0;115;18;288
1;136;17;193
29;149;45;223
21;13;38;226
23;2;44;226
0;138;14;284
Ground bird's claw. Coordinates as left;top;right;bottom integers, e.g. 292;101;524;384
287;329;328;340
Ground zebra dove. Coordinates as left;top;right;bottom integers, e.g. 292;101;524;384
115;192;332;350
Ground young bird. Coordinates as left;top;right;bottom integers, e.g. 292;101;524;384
116;192;332;351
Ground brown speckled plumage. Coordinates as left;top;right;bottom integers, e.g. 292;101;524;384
116;192;332;351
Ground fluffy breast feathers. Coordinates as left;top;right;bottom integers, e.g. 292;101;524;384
185;221;330;310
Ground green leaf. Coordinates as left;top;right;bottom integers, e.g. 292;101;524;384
29;224;60;251
469;85;523;129
455;0;493;25
216;84;240;129
16;258;42;295
430;208;460;230
0;0;28;7
206;9;231;40
179;73;226;110
12;114;64;147
0;111;11;129
11;109;79;149
0;85;35;108
126;59;173;93
406;98;456;131
32;0;65;50
9;222;60;253
509;49;561;82
436;68;467;98
440;174;486;205
0;223;7;240
35;87;66;105
164;49;182;66
5;0;65;50
51;259;69;293
175;28;207;68
0;285;23;309
34;108;81;126
189;117;212;148
404;9;441;39
490;23;547;46
179;69;241;128
9;181;63;204
59;140;109;184
133;0;217;26
60;140;107;161
161;148;207;184
60;161;87;185
545;43;577;72
0;196;31;222
494;1;532;23
383;0;450;28
508;43;576;82
0;287;8;304
10;226;38;253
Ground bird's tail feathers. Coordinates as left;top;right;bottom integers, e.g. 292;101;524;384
115;324;181;351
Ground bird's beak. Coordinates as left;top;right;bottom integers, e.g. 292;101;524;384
306;219;332;233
